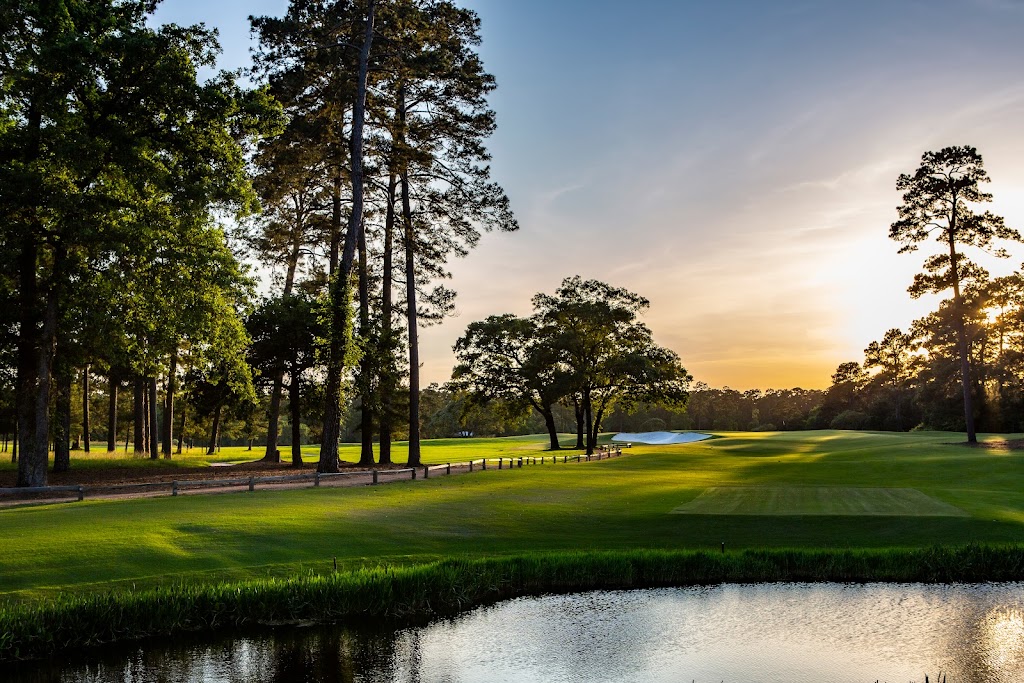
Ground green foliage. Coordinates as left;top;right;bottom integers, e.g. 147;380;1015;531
0;0;280;482
829;409;871;431
454;277;690;452
247;293;324;380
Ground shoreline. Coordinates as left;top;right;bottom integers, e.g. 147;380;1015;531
4;544;1024;662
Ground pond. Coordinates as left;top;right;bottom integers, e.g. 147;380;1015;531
9;583;1024;682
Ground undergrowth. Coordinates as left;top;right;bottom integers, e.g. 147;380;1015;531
3;545;1023;662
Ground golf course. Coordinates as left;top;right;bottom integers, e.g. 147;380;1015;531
3;429;1024;603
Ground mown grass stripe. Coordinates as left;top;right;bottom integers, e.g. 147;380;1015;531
672;486;970;517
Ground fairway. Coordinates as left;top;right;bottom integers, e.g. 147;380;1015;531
4;430;1024;602
672;486;969;516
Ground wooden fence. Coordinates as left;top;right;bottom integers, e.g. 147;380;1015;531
0;445;627;506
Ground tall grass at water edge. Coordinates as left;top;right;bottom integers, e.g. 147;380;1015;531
3;545;1024;662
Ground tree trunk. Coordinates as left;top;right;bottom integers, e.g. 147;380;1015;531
396;80;421;467
133;376;145;454
584;394;595;455
592;402;606;453
208;404;222;456
319;1;374;474
82;364;91;452
15;234;42;485
11;421;16;464
540;406;561;450
574;398;585;450
264;236;301;464
378;173;398;466
177;400;187;454
264;374;284;463
14;107;48;488
53;364;72;473
291;374;303;467
32;271;60;484
162;352;176;458
401;169;421;467
358;211;374;467
107;373;118;452
143;379;150;453
329;165;343;279
948;205;977;443
149;376;158;459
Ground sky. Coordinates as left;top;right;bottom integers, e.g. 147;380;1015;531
153;0;1024;390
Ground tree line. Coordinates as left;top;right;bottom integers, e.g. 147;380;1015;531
822;146;1023;438
0;0;515;486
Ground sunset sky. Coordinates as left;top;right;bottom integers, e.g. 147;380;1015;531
156;0;1024;390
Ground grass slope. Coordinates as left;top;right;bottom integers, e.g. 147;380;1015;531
3;430;1024;603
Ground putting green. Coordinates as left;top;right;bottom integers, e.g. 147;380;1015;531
671;486;970;517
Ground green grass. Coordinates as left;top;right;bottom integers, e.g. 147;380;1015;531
5;546;1024;661
672;486;970;516
4;429;1024;605
0;434;578;472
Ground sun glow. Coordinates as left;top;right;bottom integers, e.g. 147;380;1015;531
981;608;1024;671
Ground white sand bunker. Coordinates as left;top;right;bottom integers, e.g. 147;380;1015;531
611;431;712;445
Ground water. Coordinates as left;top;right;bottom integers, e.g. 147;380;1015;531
9;583;1024;682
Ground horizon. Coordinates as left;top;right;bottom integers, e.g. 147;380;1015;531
155;0;1024;391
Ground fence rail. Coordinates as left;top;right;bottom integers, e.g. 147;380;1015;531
0;445;626;506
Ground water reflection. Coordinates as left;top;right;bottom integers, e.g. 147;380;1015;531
9;583;1024;683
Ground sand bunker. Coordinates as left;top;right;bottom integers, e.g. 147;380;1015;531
611;431;712;445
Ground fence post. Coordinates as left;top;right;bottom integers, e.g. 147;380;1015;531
412;468;417;480
248;476;255;492
372;470;379;485
315;472;321;487
469;460;474;472
498;458;503;470
172;481;178;497
483;459;487;470
564;455;567;464
424;465;430;479
518;458;523;468
77;486;84;502
446;463;451;475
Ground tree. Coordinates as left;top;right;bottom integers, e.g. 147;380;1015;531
190;359;256;455
451;314;570;450
374;0;517;466
250;0;364;464
247;141;328;462
890;146;1021;442
247;293;323;465
533;277;691;454
863;328;918;430
0;0;276;486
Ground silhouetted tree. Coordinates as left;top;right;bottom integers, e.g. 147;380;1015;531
890;146;1020;443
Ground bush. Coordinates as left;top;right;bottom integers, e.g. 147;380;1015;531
830;410;870;430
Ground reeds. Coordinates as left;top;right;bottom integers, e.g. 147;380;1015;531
3;544;1023;661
